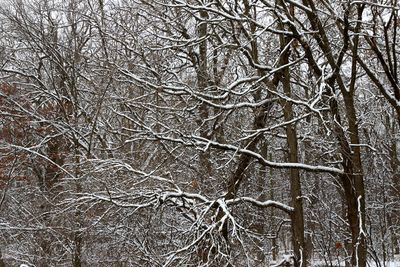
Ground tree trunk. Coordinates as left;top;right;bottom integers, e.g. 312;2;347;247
197;8;213;187
276;3;307;265
390;127;400;255
280;47;307;267
0;249;5;267
343;93;367;267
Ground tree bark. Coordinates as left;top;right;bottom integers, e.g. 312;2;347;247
276;3;307;266
280;41;307;267
0;249;5;267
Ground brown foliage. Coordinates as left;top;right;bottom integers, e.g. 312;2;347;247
0;83;68;190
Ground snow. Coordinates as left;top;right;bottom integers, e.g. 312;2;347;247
386;262;400;267
310;259;400;267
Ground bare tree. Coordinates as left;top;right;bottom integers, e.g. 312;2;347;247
0;0;399;266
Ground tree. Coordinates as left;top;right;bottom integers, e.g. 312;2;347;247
1;0;399;266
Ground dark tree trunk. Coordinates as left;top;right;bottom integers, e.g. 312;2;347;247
0;249;5;267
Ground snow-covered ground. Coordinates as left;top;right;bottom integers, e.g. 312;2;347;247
270;254;400;267
385;262;400;267
310;261;400;267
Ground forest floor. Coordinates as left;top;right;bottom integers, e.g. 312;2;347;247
271;254;400;267
310;260;400;267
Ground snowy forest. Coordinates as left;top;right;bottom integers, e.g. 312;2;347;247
0;0;399;266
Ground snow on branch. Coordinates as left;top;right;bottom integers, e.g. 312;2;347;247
226;197;294;214
191;136;344;175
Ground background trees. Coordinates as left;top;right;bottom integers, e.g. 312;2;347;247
0;0;399;266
